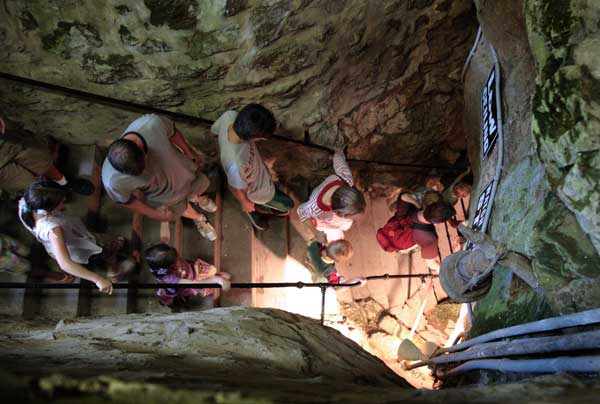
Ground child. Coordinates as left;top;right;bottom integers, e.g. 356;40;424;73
144;243;231;307
297;147;365;241
377;192;455;271
306;238;365;285
211;104;294;230
18;181;117;293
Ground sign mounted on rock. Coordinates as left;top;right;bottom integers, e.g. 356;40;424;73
471;180;494;233
481;67;499;159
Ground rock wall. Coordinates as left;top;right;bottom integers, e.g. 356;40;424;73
525;0;600;255
462;0;600;331
0;307;409;396
1;309;600;403
0;0;475;186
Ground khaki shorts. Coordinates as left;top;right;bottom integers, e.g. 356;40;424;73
0;142;53;193
170;171;211;215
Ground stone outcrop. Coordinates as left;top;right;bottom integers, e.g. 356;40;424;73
1;309;599;403
525;0;600;256
0;0;475;187
0;307;409;395
461;0;600;331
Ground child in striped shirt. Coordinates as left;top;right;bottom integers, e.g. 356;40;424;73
297;148;365;241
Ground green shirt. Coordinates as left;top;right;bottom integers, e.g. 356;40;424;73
307;241;335;277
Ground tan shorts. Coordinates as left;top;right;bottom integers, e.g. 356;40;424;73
0;142;53;193
170;171;211;215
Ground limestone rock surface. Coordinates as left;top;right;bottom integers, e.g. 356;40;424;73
0;0;475;187
0;307;409;395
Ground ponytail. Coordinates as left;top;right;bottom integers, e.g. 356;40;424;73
19;181;66;231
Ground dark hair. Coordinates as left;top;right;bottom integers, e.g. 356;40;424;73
21;181;67;229
423;201;455;224
144;243;178;269
233;104;276;140
107;139;145;175
331;186;366;217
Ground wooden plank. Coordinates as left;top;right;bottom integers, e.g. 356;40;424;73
78;146;103;317
251;216;288;308
219;188;252;306
213;170;223;272
336;196;401;308
127;194;143;314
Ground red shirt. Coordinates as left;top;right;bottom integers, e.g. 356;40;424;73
395;198;439;259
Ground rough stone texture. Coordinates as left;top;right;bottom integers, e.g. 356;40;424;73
0;307;410;396
463;0;600;332
0;0;475;186
2;319;600;403
525;0;600;255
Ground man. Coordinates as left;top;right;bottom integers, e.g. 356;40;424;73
211;104;293;230
101;114;216;240
0;116;93;196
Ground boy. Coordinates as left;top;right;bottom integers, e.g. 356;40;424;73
102;114;217;240
211;104;293;230
306;238;364;285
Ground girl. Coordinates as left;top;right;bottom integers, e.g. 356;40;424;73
297;147;366;241
144;243;231;307
18;181;116;293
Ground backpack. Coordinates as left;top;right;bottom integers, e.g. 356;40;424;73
376;214;416;252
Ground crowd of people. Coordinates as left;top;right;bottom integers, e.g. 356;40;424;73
1;105;470;308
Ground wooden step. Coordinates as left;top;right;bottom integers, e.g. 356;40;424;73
219;187;253;307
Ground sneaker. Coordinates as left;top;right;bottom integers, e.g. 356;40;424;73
192;196;217;213
246;212;269;231
194;217;217;241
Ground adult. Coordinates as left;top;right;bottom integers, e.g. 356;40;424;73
102;114;216;240
0;116;93;196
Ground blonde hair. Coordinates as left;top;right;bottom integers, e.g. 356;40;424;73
326;240;353;261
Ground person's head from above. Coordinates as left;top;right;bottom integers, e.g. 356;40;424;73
233;103;276;141
452;182;472;199
423;201;456;224
423;190;443;206
424;175;444;192
24;181;67;214
326;239;353;262
331;185;366;218
144;243;179;272
107;136;147;176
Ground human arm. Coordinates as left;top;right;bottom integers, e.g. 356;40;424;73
187;276;231;292
229;185;255;212
170;128;205;166
48;227;113;294
121;197;176;221
332;147;354;186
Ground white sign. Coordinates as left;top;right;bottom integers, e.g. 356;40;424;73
471;180;494;232
481;67;499;158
